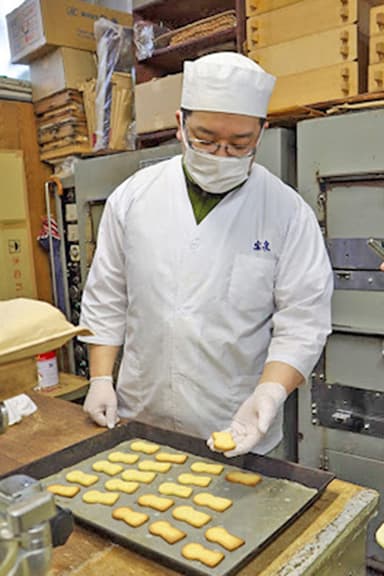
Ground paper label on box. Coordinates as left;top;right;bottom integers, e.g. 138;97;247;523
0;225;36;299
7;0;132;64
7;0;44;60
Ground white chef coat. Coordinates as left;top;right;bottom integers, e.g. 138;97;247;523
79;155;333;454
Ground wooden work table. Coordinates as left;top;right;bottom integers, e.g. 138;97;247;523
0;393;379;576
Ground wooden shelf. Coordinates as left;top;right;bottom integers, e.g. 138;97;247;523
140;28;237;74
135;0;236;28
37;372;89;402
137;128;177;148
267;90;384;128
134;0;246;81
133;0;246;140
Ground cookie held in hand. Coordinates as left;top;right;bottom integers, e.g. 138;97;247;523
212;431;236;452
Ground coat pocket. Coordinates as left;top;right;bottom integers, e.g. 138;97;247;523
117;348;144;405
228;253;275;314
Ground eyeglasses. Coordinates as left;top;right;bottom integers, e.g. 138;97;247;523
183;123;257;158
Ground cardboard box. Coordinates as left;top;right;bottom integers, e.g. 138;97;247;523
30;47;97;102
135;74;183;134
6;0;133;64
85;0;133;11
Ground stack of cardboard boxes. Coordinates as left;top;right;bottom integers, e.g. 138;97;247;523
368;4;384;91
6;0;132;162
246;0;375;113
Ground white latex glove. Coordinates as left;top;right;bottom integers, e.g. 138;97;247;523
83;376;119;429
207;382;287;457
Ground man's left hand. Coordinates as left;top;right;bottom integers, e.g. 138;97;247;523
207;382;287;457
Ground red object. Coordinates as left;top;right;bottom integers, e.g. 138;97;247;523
36;351;56;361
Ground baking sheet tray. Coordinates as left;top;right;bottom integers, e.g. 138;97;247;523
3;422;334;576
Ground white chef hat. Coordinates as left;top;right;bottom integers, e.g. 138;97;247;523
181;52;276;118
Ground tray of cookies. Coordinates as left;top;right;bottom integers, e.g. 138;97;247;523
6;422;334;576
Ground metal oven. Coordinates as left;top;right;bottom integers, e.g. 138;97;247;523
297;109;384;568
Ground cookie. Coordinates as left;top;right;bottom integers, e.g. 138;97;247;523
225;470;262;487
212;431;236;452
47;484;80;498
107;451;139;465
376;523;384;548
65;470;99;487
193;492;232;512
138;460;172;473
172;505;212;528
149;520;186;544
112;506;149;527
121;469;157;484
130;440;160;454
158;482;193;499
92;460;123;476
205;526;245;551
178;473;212;487
137;493;174;512
82;490;119;506
156;452;188;465
182;543;224;568
104;479;139;494
191;462;224;475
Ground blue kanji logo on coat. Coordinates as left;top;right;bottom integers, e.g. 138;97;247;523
253;240;271;252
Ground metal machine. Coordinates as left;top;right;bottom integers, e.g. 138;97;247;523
51;128;296;378
0;475;58;576
297;109;384;568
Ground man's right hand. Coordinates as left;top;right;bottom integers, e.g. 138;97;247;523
83;376;119;429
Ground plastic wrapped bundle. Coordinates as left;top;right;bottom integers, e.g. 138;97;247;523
94;17;135;151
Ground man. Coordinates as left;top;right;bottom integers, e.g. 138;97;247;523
79;52;333;458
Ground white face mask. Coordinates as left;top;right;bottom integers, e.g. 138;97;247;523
181;123;264;194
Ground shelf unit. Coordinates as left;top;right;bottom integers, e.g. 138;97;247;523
133;0;246;145
134;0;246;79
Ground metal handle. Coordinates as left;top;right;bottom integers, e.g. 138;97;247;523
367;238;384;260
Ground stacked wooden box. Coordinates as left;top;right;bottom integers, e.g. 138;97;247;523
368;4;384;91
246;0;374;113
34;90;92;162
